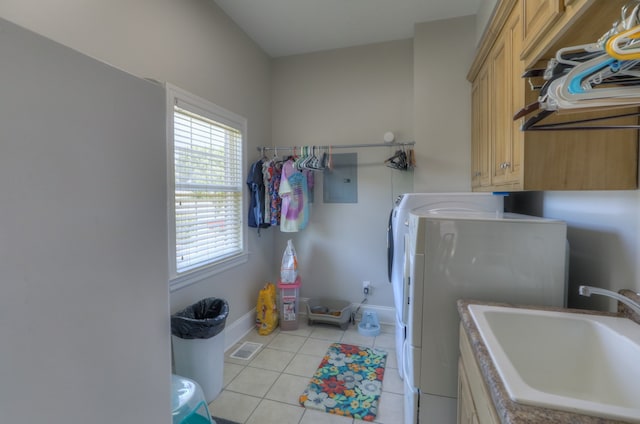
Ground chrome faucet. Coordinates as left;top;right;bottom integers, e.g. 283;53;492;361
579;285;640;316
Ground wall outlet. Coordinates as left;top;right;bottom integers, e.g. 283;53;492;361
363;281;371;295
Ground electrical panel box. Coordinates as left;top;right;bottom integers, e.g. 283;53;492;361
323;153;358;203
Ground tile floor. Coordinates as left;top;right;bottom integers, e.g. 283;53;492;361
209;319;404;424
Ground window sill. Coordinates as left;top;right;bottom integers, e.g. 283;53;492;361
169;253;249;292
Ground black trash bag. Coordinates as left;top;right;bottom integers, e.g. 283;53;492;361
171;297;229;339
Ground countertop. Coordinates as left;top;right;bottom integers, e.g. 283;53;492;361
457;297;640;424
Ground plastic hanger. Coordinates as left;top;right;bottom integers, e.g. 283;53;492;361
606;25;640;59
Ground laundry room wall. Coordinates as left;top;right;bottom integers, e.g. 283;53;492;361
270;39;414;313
413;15;477;193
522;191;640;312
0;0;275;326
0;18;170;423
476;0;499;44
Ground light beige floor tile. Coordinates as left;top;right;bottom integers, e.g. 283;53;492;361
381;366;404;395
248;347;295;372
373;333;395;349
384;366;402;385
282;319;313;337
244;327;280;345
373;392;404;424
300;408;355;424
207;314;401;424
385;350;398;369
284;353;324;377
265;373;310;405
208;390;261;424
222;362;244;388
379;323;395;334
309;325;345;341
268;333;307;352
245;399;305;424
341;330;375;347
299;338;334;356
226;366;280;397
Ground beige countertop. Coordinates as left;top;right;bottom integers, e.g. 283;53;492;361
457;298;639;424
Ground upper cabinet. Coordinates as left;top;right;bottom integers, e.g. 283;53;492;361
468;0;639;192
521;0;564;59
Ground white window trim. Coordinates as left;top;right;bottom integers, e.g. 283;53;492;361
166;83;248;291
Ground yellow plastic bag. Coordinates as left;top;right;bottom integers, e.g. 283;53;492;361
256;282;278;335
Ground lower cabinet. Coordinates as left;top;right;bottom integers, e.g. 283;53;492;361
458;325;500;424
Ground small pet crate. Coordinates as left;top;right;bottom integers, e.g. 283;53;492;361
305;298;352;330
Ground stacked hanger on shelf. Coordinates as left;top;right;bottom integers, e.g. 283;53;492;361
517;0;640;130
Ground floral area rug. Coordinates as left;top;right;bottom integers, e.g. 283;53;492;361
299;342;387;422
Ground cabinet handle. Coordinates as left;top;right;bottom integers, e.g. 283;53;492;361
504;162;511;168
474;171;482;177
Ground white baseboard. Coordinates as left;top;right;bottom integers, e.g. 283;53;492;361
222;300;396;351
223;309;256;352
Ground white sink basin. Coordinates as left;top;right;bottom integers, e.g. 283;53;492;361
468;304;640;423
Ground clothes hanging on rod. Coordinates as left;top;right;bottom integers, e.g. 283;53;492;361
257;141;416;171
247;153;315;232
257;141;415;153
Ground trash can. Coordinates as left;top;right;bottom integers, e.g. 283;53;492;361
171;298;229;403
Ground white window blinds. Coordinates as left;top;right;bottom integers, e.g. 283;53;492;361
170;97;245;277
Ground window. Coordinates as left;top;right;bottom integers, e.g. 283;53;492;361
167;85;247;288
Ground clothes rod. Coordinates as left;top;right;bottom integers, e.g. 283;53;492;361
256;141;415;152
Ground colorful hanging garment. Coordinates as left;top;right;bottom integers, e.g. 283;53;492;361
279;159;309;232
246;159;270;230
267;160;283;226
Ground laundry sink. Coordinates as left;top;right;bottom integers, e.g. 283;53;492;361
468;304;640;423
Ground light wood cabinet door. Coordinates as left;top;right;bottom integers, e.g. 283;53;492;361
458;359;480;424
489;6;523;187
504;8;524;186
521;0;564;58
459;326;500;424
489;34;509;185
471;65;492;189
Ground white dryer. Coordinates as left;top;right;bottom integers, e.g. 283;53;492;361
387;193;504;379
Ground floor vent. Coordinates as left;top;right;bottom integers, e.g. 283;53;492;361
229;341;263;360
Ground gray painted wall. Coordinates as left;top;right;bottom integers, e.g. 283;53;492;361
0;0;275;323
541;191;640;311
413;15;476;193
0;18;170;423
271;39;415;307
0;1;272;423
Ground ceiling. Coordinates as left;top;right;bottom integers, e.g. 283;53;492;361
213;0;482;58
